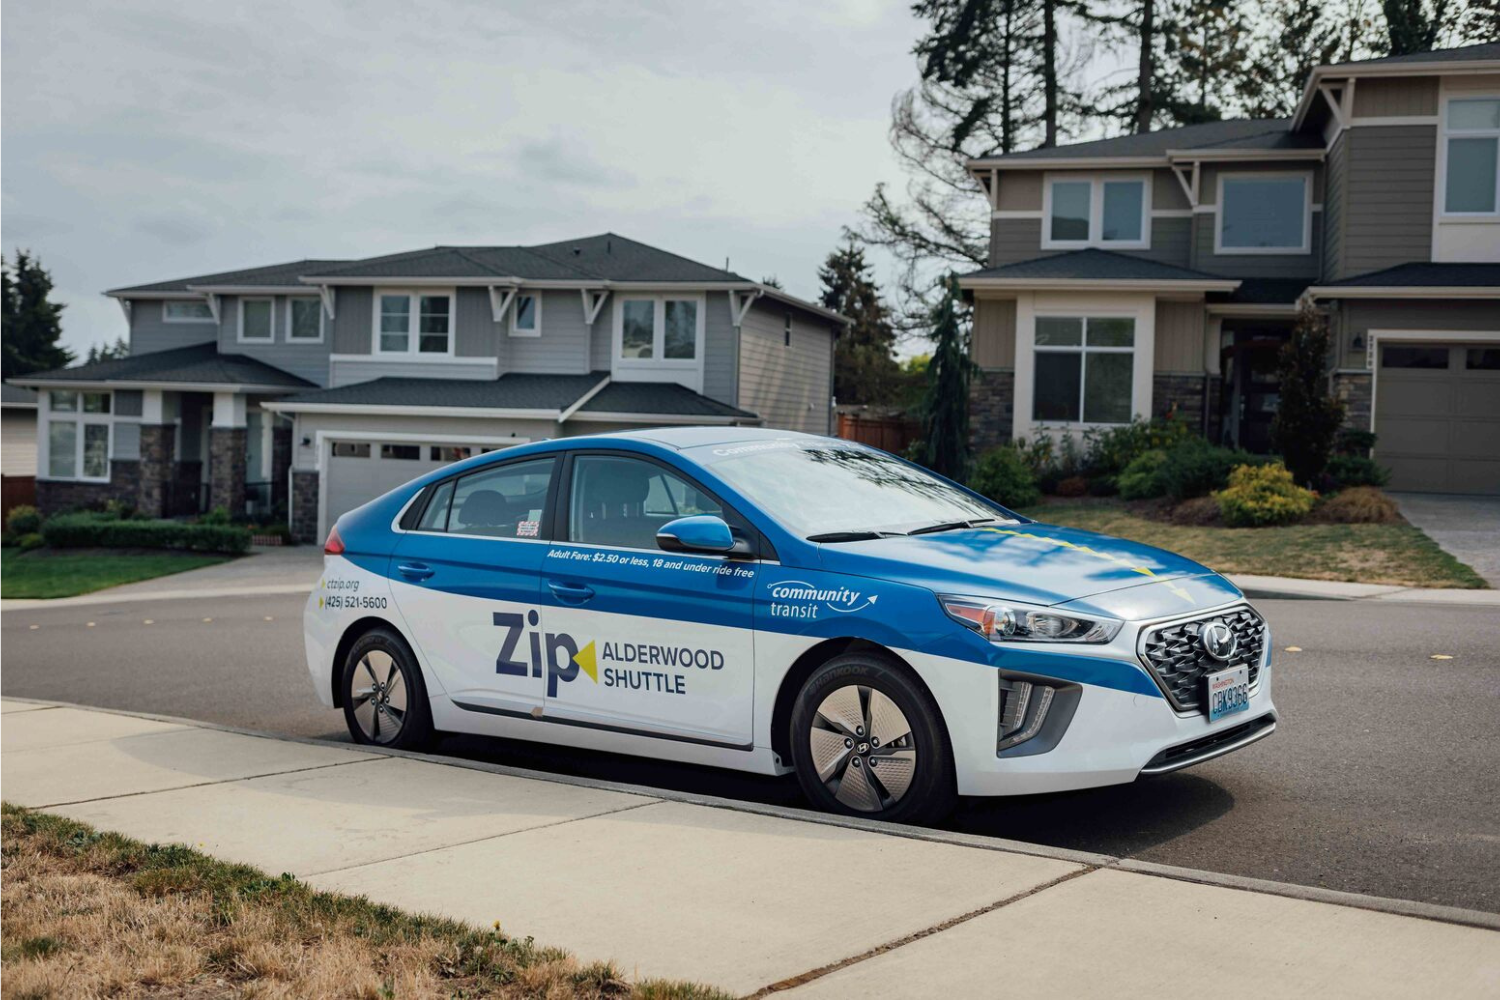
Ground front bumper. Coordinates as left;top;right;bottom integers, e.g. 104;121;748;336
908;599;1278;797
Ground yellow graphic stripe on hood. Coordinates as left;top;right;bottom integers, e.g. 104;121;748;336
980;528;1198;605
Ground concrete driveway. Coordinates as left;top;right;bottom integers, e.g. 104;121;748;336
1392;493;1500;587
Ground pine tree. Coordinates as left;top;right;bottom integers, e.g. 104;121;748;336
918;276;975;480
818;243;903;406
2;250;72;379
1381;0;1456;53
1271;302;1346;485
1235;0;1345;117
1160;0;1254;123
85;336;129;363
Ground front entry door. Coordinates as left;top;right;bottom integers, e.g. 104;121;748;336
539;452;758;748
391;455;558;716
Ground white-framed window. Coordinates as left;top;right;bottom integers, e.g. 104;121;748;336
1032;316;1135;426
287;297;324;342
510;293;541;338
1441;96;1500;216
163;300;214;323
46;390;112;481
1216;171;1312;254
1042;174;1150;250
615;295;702;363
373;289;453;355
238;297;275;342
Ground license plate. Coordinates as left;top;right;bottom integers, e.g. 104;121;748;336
1206;665;1250;722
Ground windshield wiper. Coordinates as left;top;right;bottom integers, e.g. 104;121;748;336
906;518;997;536
807;530;900;543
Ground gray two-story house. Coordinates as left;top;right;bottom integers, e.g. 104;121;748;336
17;234;846;539
959;42;1499;495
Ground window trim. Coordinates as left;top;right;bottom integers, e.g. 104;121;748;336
162;299;216;324
286;296;326;343
237;296;277;344
1214;170;1313;256
370;287;456;357
403;453;561;542
610;292;707;390
1031;315;1137;428
509;292;542;338
43;390;113;483
1041;173;1152;251
1437;94;1500;219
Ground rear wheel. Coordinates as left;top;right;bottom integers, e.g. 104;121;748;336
341;628;433;750
790;652;955;824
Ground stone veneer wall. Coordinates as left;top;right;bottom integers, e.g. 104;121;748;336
291;470;319;543
136;424;176;519
209;427;247;516
1333;371;1373;432
1151;373;1210;435
969;367;1015;453
37;460;140;513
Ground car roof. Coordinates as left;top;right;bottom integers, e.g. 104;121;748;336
579;426;832;451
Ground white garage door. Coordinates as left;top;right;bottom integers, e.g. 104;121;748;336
1376;343;1500;495
324;441;494;531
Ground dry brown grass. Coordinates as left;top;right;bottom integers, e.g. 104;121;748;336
1307;486;1402;525
1;804;729;1000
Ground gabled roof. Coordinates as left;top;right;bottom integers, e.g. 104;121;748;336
968;119;1322;167
108;259;350;295
2;382;39;407
958;249;1240;291
1306;262;1500;300
1318;41;1500;69
11;343;315;390
264;372;759;423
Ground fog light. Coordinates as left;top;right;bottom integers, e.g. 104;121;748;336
998;677;1055;751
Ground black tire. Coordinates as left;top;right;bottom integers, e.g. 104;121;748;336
340;627;434;750
790;651;956;824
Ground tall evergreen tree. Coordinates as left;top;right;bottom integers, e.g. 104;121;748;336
1235;0;1345;117
2;250;72;379
85;336;129;363
917;276;974;479
1271;302;1346;485
1381;0;1456;52
1161;0;1254;122
818;243;903;406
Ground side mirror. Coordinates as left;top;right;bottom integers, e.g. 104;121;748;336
657;515;736;555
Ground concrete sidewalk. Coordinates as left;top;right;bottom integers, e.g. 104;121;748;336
3;698;1496;997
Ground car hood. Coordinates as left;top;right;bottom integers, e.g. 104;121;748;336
814;521;1241;619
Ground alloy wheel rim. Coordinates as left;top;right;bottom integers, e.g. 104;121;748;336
350;650;407;744
808;684;916;812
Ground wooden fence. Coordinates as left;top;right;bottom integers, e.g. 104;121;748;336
2;475;36;520
836;414;921;454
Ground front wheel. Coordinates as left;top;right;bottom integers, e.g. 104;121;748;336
341;628;434;750
790;652;955;824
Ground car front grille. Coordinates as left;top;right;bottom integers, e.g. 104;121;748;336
1139;607;1266;713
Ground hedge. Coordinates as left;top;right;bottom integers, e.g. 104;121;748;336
40;513;251;554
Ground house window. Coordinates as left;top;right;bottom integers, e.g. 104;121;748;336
1443;97;1500;215
287;298;323;342
1044;176;1148;249
784;313;793;347
617;296;701;363
380;444;422;460
163;300;214;323
46;390;111;480
375;290;453;355
238;298;275;342
510;294;540;337
1032;317;1134;425
1217;173;1310;253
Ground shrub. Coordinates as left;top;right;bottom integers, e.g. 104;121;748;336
968;446;1041;509
1086;474;1118;497
1325;454;1390;490
1055;475;1089;498
1083;415;1197;477
1214;464;1316;527
16;531;45;551
1118;449;1169;500
1168;496;1222;526
1159;439;1268;501
41;512;250;554
6;504;41;536
199;506;233;526
1336;429;1378;457
1312;486;1401;524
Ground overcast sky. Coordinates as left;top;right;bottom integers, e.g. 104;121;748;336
2;0;925;356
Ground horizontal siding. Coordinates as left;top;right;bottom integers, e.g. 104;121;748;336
328;357;497;388
988;216;1191;269
972;298;1016;368
454;288;495;358
1324;132;1348;280
1352;76;1438;117
1153;169;1191;211
218;294;332;386
1189;213;1323;278
738;300;833;434
1343;125;1436;276
330;287;374;355
702;292;737;406
1199;161;1324;205
1154;300;1205;372
496;289;593;375
1338;300;1500;369
996;171;1043;211
129;299;217;355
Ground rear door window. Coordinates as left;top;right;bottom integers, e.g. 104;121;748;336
425;458;556;539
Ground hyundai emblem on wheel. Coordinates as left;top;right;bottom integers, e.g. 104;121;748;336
1202;620;1238;662
305;427;1277;824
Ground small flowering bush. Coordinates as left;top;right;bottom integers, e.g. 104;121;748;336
1214;463;1316;527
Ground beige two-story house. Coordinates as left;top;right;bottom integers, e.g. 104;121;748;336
959;42;1500;495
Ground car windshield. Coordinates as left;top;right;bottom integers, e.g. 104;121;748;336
700;440;1017;539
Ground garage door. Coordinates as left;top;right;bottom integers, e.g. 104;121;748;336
324;441;493;531
1376;343;1500;495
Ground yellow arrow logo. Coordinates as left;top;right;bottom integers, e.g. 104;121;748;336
573;641;598;683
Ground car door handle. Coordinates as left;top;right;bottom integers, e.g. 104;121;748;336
547;580;595;604
397;562;435;581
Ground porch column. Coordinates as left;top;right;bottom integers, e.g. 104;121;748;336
270;413;293;520
136;390;176;518
209;391;247;516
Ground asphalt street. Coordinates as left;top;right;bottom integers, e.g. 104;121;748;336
4;593;1498;912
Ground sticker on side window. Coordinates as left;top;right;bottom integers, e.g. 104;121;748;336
517;520;540;538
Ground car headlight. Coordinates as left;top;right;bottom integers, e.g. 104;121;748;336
939;595;1122;644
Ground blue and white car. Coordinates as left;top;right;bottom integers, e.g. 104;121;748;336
305;427;1276;823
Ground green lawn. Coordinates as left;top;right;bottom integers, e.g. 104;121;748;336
1018;500;1488;589
0;548;233;599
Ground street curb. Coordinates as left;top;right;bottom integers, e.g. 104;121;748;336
0;583;315;612
6;695;1499;933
